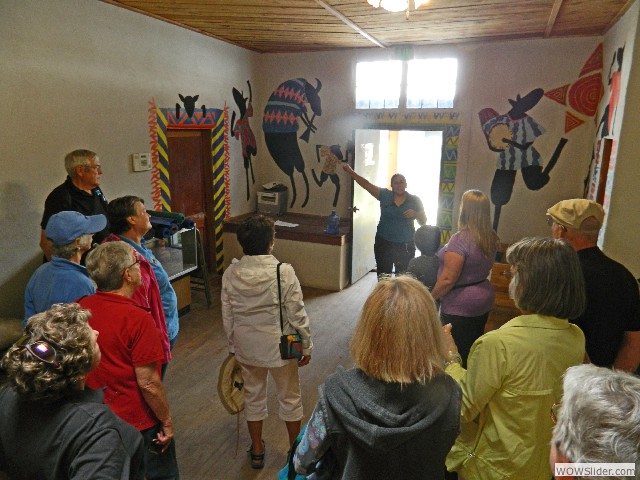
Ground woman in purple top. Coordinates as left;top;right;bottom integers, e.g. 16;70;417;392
431;190;498;367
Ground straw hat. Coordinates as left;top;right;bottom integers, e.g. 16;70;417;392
217;354;244;415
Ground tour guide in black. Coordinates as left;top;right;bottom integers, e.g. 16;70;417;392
40;149;109;260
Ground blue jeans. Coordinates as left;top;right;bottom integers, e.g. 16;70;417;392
161;335;179;380
141;424;180;480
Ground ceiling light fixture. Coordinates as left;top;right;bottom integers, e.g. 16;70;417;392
367;0;429;18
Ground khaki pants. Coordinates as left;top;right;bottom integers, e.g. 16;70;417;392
239;361;303;422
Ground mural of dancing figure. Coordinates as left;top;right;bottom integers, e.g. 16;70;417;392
231;80;257;200
263;78;322;208
479;88;567;231
312;144;348;207
597;46;624;139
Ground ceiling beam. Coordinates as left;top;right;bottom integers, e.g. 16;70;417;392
544;0;563;38
312;0;388;48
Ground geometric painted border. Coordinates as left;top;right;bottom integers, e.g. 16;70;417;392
147;98;230;273
357;110;461;245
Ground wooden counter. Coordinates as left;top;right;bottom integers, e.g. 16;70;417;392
223;213;351;291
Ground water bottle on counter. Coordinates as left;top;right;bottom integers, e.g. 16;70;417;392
325;210;340;235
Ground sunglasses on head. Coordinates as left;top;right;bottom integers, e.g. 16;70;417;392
14;335;60;368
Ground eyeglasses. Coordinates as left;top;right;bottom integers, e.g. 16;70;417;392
14;335;60;368
546;216;567;231
550;402;561;424
84;164;103;173
123;256;141;273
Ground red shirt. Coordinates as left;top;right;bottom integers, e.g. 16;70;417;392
80;292;164;431
103;234;171;363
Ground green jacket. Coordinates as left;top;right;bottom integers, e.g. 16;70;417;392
445;314;585;480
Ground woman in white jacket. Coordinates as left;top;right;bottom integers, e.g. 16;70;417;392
221;215;312;469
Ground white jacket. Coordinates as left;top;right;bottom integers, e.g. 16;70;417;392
221;255;312;368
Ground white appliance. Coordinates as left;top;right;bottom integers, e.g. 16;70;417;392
257;185;288;216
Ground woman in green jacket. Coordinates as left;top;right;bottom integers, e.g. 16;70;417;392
442;237;586;480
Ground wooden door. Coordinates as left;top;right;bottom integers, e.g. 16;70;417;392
167;130;215;269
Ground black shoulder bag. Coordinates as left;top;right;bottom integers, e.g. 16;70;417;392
277;262;303;360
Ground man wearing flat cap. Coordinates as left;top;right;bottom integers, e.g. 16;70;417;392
547;199;640;372
24;211;107;325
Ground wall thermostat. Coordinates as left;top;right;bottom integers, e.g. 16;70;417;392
132;153;152;171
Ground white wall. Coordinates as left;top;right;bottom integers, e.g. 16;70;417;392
0;0;255;317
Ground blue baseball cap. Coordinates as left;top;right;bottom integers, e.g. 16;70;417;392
45;211;107;246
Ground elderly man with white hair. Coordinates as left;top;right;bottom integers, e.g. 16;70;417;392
40;149;109;260
547;198;640;372
550;364;640;480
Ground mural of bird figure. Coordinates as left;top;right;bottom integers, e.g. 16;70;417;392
231;80;257;200
263;78;322;208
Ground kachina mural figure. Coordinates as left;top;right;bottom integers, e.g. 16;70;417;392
479;88;567;231
312;142;353;208
231;80;257;200
263;78;322;208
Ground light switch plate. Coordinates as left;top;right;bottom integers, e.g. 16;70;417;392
132;153;152;171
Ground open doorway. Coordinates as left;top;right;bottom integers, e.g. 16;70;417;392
351;128;444;284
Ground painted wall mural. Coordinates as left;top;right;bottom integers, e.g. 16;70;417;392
231;80;257;200
587;45;625;207
597;46;624;138
147;97;230;273
312;142;354;208
263;78;323;208
545;44;604;134
479;89;567;230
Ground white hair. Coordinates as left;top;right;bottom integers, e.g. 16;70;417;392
552;364;640;479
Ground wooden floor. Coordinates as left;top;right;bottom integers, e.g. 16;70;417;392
165;272;378;480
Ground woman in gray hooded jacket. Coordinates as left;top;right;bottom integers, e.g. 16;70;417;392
294;276;460;479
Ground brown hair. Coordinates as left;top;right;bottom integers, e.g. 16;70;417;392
458;190;498;257
350;276;446;384
506;237;586;318
237;215;275;255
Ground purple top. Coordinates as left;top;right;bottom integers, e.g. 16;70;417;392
437;230;495;317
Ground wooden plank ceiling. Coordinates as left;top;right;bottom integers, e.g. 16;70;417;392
102;0;634;53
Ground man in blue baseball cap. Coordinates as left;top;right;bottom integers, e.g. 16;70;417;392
24;211;107;326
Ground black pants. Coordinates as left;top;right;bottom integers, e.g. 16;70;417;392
440;312;489;368
374;235;415;278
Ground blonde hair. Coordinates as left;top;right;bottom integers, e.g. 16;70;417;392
350;276;446;384
458;190;498;257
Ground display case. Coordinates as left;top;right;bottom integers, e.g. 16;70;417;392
148;227;198;314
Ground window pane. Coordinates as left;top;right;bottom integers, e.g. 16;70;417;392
356;61;402;109
407;58;458;108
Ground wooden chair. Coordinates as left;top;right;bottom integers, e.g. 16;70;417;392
485;262;520;333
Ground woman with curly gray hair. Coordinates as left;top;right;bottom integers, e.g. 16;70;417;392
0;303;144;480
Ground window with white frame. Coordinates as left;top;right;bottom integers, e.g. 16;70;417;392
407;58;457;108
355;58;457;109
355;60;402;109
